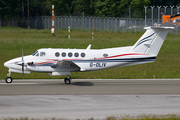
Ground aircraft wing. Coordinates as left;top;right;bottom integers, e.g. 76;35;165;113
51;60;80;72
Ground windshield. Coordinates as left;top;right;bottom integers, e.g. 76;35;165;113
32;51;38;56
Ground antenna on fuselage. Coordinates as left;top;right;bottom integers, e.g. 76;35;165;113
86;44;91;50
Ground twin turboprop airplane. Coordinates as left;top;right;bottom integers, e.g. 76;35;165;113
4;26;174;84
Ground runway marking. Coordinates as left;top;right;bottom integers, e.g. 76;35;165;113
0;83;39;85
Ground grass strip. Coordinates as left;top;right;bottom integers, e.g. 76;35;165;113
0;27;179;79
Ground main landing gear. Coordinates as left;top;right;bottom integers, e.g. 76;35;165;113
64;75;71;84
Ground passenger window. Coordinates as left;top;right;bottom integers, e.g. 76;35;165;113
62;52;66;57
74;52;79;57
55;52;60;57
81;53;85;57
68;52;72;57
40;52;46;57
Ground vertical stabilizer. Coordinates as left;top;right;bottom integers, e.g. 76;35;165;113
131;26;174;56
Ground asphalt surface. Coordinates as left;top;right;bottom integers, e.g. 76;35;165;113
0;79;180;95
0;79;180;119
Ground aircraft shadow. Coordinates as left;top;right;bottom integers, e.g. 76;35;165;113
72;82;94;86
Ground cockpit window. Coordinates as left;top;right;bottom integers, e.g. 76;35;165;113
32;51;38;56
40;52;46;57
36;52;39;56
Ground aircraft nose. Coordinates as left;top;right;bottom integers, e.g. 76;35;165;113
4;61;10;68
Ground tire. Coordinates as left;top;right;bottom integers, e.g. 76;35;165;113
5;77;13;83
64;78;71;84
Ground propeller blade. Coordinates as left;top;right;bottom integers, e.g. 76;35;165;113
22;49;24;76
22;65;24;75
22;49;24;61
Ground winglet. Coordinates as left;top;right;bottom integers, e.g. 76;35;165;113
86;44;91;50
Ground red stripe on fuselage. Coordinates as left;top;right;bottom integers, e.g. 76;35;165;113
97;53;148;59
62;53;148;61
34;61;57;65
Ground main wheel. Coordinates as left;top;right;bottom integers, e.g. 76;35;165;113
5;77;13;83
64;78;71;84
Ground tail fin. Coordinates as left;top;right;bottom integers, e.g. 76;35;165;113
131;26;174;56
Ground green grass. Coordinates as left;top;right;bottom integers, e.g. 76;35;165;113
0;27;180;79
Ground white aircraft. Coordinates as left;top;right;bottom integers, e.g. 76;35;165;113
4;26;174;84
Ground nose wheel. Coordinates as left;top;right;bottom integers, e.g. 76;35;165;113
5;77;13;83
64;75;71;84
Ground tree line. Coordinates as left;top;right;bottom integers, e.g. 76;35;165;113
0;0;180;19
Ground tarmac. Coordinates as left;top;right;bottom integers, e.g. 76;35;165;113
0;79;180;119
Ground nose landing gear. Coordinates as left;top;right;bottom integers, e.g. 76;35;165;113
6;70;13;83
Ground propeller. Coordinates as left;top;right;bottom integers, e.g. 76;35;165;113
22;49;24;75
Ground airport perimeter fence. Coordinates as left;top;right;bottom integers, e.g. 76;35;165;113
0;16;179;35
